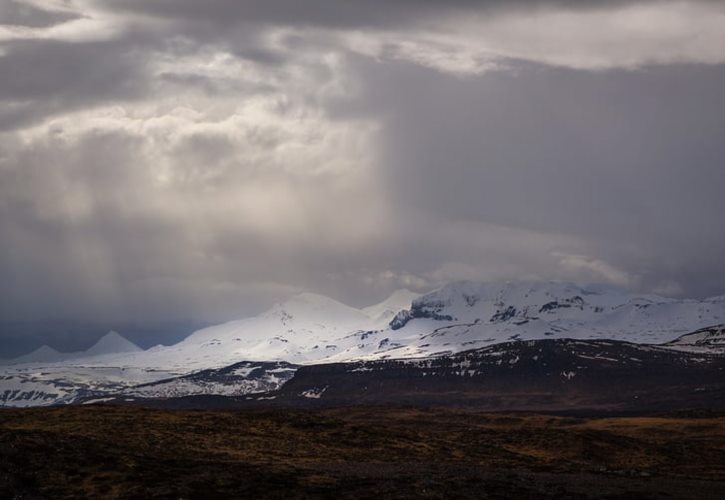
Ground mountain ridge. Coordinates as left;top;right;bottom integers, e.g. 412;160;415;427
9;281;725;370
2;281;725;408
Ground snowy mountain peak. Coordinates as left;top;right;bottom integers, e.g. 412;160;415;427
8;345;65;365
85;331;142;357
31;345;60;356
263;292;370;325
281;292;355;310
362;289;421;322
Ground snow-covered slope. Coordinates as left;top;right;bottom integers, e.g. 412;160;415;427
122;361;298;399
0;365;174;408
361;289;421;323
663;324;725;353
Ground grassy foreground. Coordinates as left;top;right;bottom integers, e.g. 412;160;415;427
1;405;725;499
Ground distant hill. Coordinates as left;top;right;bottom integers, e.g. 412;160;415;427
6;331;142;366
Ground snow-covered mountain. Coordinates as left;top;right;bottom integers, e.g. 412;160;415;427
2;281;725;407
0;292;415;407
358;281;725;360
0;365;173;408
0;331;148;408
83;331;143;357
102;292;386;371
112;280;725;370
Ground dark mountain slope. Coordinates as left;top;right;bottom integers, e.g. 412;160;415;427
258;339;725;412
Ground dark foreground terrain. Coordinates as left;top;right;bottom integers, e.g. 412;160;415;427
2;406;725;499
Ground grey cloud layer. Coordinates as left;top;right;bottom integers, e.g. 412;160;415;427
1;0;725;353
104;0;704;27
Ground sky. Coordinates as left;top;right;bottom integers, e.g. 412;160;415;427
1;0;725;354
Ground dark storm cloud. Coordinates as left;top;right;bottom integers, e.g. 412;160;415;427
343;57;725;297
0;38;151;130
0;39;145;101
1;0;725;354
